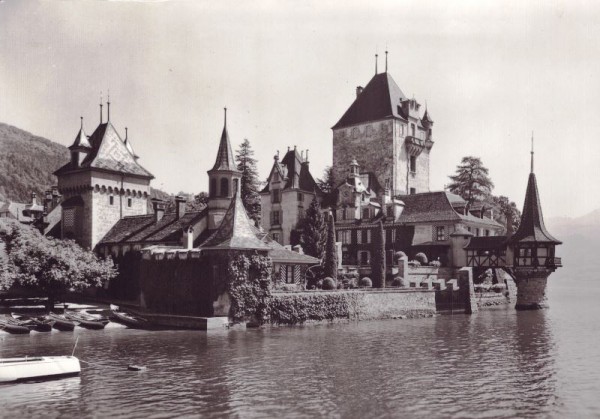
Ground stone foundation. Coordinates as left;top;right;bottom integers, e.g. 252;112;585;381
515;276;548;310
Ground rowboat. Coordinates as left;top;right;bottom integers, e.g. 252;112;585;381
0;317;30;335
47;313;76;332
109;305;151;329
64;310;106;330
11;314;52;333
0;356;80;383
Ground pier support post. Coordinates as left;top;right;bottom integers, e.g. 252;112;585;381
514;270;550;310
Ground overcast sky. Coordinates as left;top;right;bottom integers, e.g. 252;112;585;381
1;0;599;219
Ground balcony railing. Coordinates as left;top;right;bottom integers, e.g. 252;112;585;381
547;257;562;267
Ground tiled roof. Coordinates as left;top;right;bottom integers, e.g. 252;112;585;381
267;241;320;265
200;192;270;250
332;72;407;129
509;173;561;244
464;236;508;250
99;208;207;245
397;192;463;223
55;122;153;178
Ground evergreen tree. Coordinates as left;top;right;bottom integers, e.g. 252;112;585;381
322;212;338;280
447;156;494;213
317;166;336;207
371;221;386;288
301;196;326;259
235;138;261;224
487;195;522;233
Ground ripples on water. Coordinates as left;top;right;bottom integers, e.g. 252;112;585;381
1;278;599;418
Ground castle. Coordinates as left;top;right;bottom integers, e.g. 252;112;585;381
47;60;561;311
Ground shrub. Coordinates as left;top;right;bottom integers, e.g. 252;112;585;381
408;260;421;267
391;278;402;287
359;277;372;288
429;260;441;267
337;283;343;290
394;251;407;263
269;293;354;324
316;279;324;289
415;252;428;264
322;277;336;290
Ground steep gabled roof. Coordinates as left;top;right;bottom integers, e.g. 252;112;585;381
332;72;408;129
510;173;561;244
200;191;270;250
397;192;463;223
54;122;153;178
261;149;320;193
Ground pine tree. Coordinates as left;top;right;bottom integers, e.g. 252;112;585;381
316;166;336;207
235;138;261;224
371;221;386;288
322;212;338;280
447;156;494;213
301;196;326;259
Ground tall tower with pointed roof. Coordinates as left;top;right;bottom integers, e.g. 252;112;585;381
54;107;154;250
207;108;242;230
332;68;434;196
509;142;562;309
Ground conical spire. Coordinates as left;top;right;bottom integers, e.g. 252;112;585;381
210;107;238;172
201;189;269;250
69;117;91;149
510;148;561;245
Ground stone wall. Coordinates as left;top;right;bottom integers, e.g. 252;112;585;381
333;121;394;194
269;288;436;325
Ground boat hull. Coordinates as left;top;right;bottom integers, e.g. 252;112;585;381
0;356;81;383
47;314;76;331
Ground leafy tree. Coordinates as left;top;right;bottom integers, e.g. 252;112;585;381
236;138;261;224
447;156;494;213
486;195;521;234
0;219;116;310
322;212;338;280
300;196;326;259
371;221;386;288
317;166;337;207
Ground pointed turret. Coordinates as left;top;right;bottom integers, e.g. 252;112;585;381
422;108;434;127
210;108;237;172
206;108;242;230
68;117;91;168
201;189;269;250
510;172;561;245
510;138;560;245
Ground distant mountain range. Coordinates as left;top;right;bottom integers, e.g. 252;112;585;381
546;211;600;279
0;122;173;206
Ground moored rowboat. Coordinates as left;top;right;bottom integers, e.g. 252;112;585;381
0;356;80;383
109;305;151;329
0;317;31;335
47;313;76;332
64;310;106;330
11;314;52;333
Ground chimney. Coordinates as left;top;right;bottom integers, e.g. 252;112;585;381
31;192;37;205
356;86;363;97
185;226;194;250
175;195;186;220
151;198;165;223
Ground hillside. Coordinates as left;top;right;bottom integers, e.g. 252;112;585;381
0;122;180;208
0;123;70;202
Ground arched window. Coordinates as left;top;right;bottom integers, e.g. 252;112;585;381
209;178;216;197
220;178;229;197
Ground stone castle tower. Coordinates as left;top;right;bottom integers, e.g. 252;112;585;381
332;69;434;196
54;103;154;250
207;108;242;230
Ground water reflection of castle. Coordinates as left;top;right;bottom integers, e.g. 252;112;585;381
46;61;561;311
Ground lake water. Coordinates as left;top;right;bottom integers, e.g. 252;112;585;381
1;276;599;418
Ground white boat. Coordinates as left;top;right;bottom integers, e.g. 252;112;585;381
0;356;80;383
